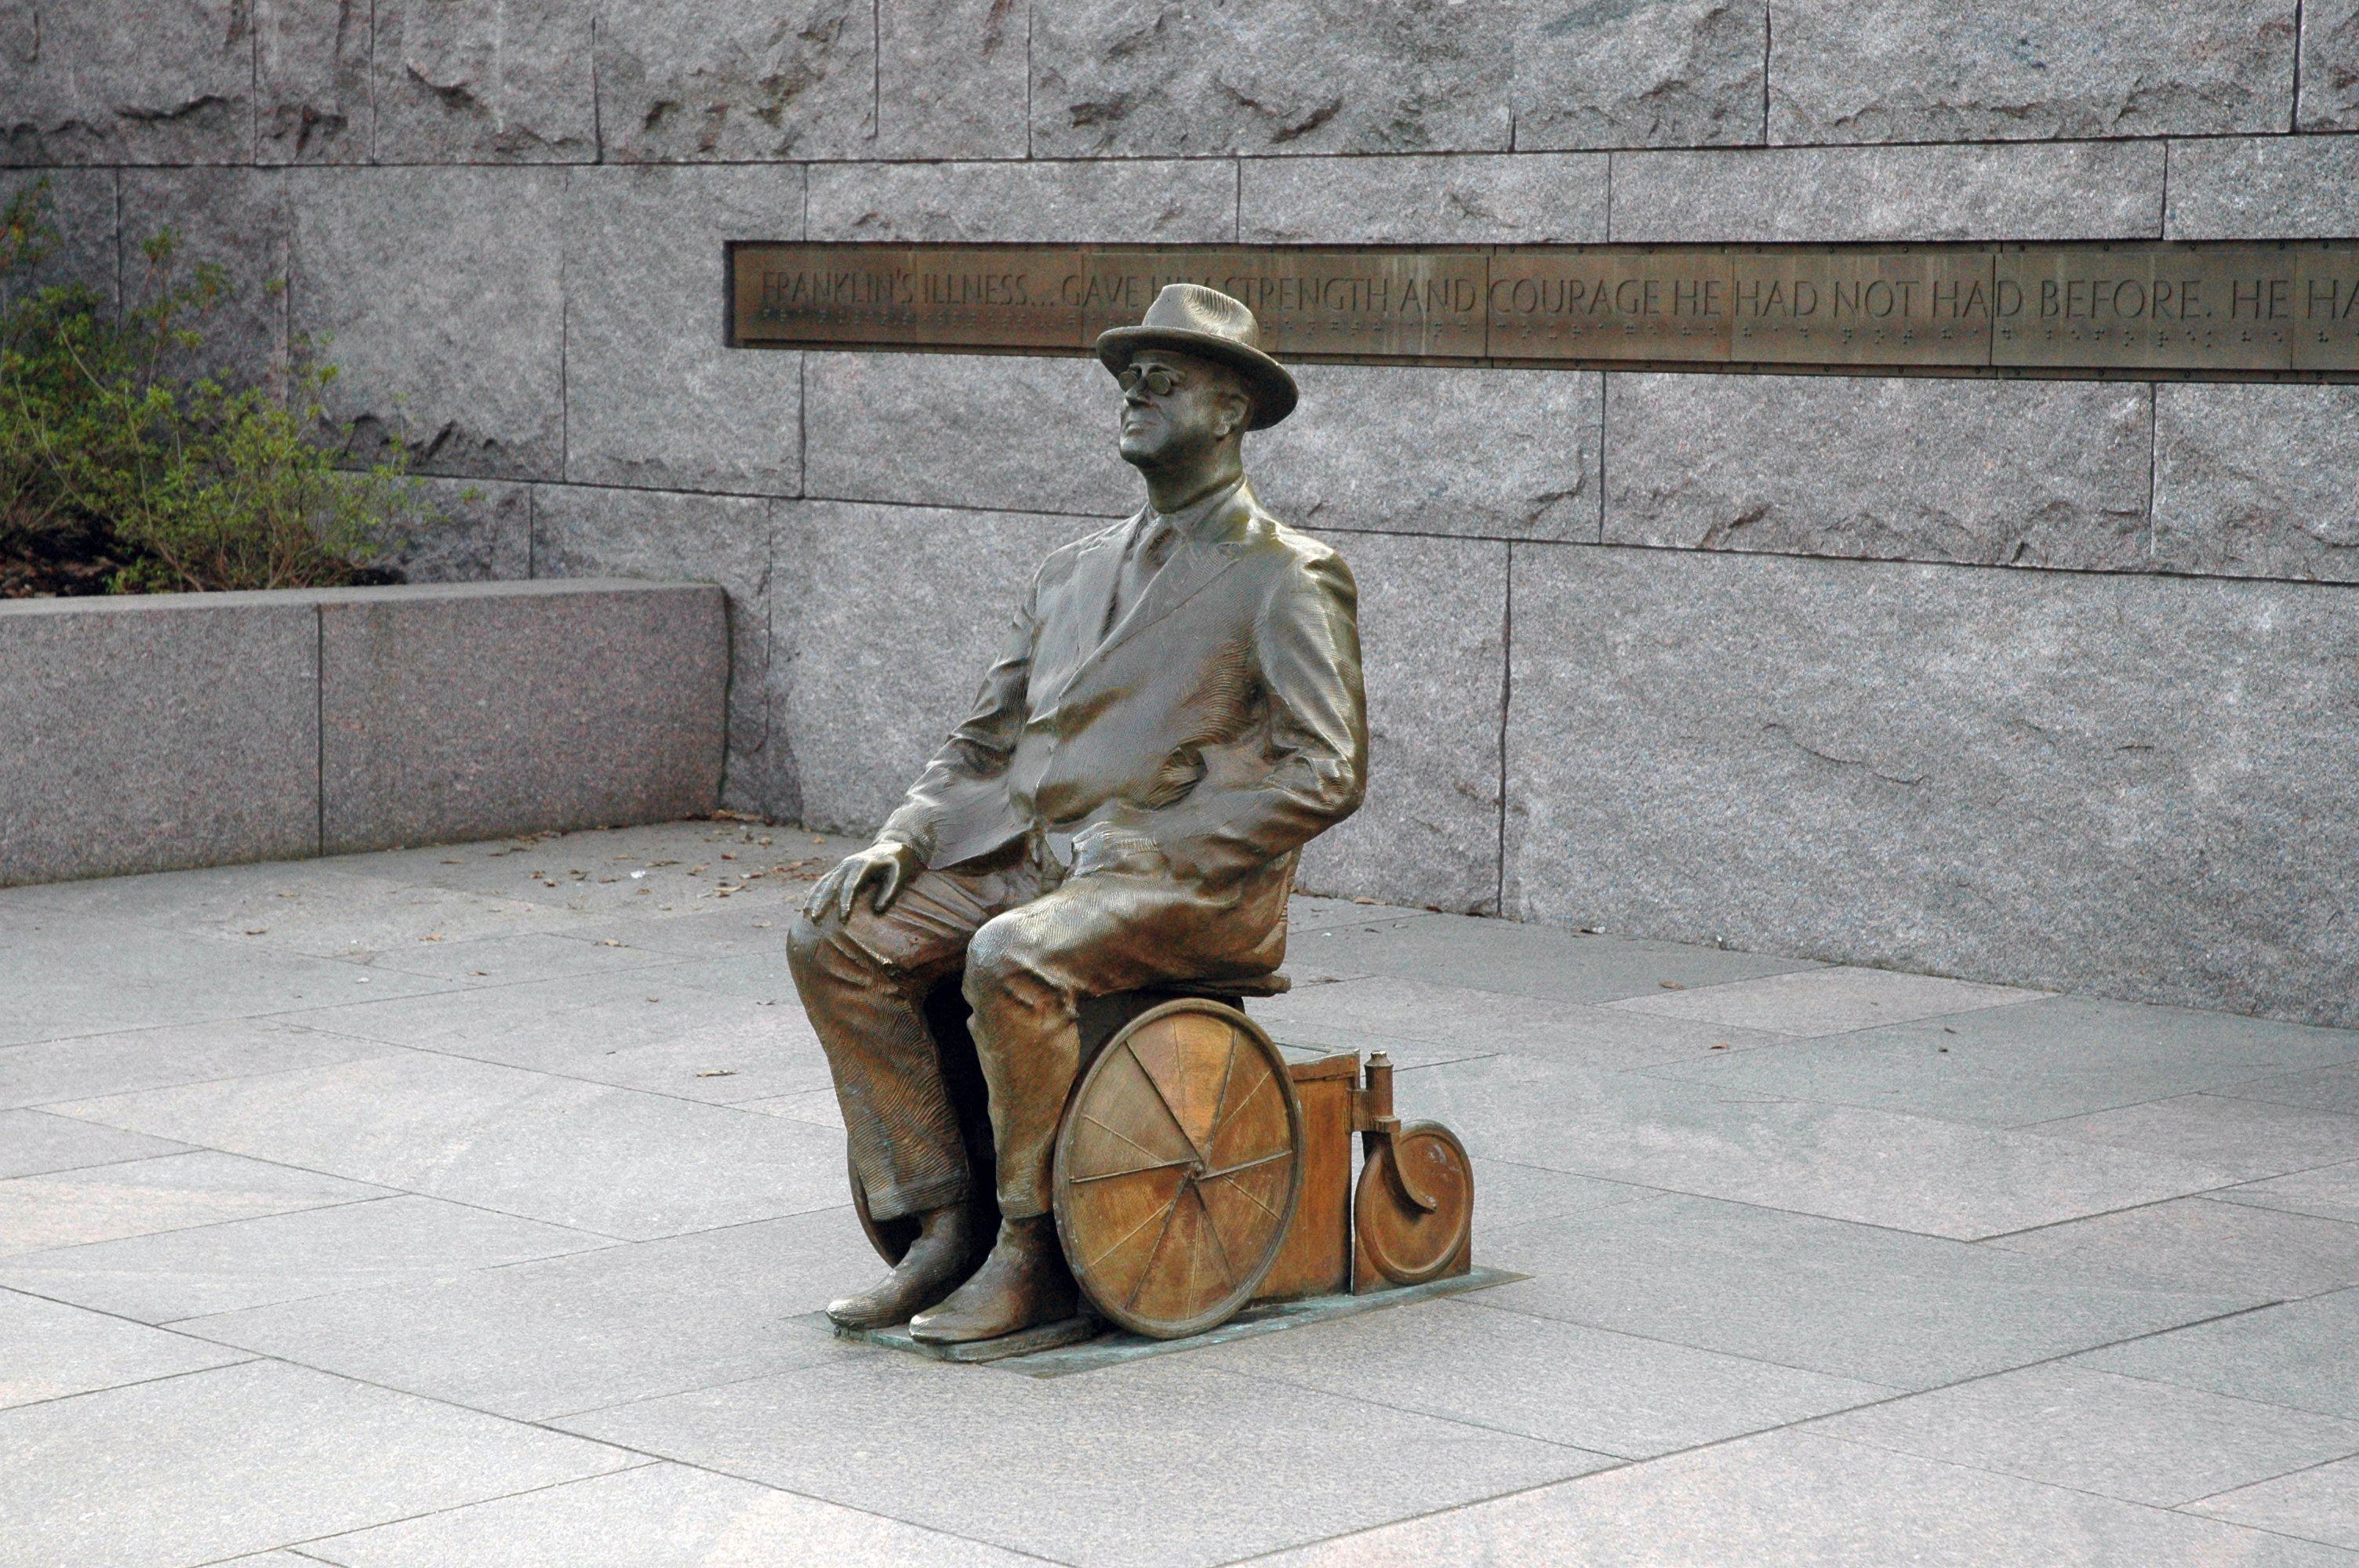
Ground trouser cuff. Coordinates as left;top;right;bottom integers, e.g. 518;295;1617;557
863;1172;971;1224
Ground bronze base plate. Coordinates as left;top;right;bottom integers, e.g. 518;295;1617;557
833;1313;1103;1364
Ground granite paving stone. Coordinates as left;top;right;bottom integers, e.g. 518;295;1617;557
354;930;688;986
556;1355;1608;1568
2215;1162;2359;1228
739;1086;847;1130
1460;1158;1657;1233
1649;996;2359;1128
1478;1192;2259;1388
176;1210;894;1421
304;1462;1050;1568
1241;1428;2358;1567
46;1053;850;1240
1604;964;2050;1038
0;1109;192;1180
1805;1363;2359;1508
0;1151;391;1258
2190;1455;2359;1552
0;1194;612;1323
1280;911;1819;1002
0;1288;249;1410
2026;1095;2359;1182
2075;1290;2359;1421
1192;1294;1894;1459
1984;1198;2359;1300
0;1359;640;1568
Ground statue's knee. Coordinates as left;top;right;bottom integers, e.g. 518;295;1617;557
961;915;1038;1004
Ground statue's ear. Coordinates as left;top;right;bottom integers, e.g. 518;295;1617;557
1216;385;1252;438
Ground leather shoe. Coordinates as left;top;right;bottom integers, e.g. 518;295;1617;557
825;1203;983;1330
907;1215;1079;1344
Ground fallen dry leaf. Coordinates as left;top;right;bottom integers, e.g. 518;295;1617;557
695;1069;738;1078
244;927;267;935
1659;981;1685;990
599;939;623;947
421;934;444;942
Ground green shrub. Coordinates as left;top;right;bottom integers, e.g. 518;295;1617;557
0;179;435;597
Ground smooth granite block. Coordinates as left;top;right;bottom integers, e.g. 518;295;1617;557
49;1051;849;1240
1603;374;2154;569
2215;1160;2359;1226
594;0;874;161
255;0;372;165
2191;1455;2359;1551
1605;965;2049;1038
2302;0;2359;128
806;157;1238;244
288;166;565;481
555;1355;1605;1568
1478;1192;2258;1388
2166;133;2359;238
2028;1094;2359;1183
772;501;1100;837
2217;1062;2359;1117
564;165;804;496
0;168;117;303
1194;1295;1892;1459
318;579;729;853
181;1209;878;1419
1246;1428;2357;1568
307;1463;1045;1568
1281;910;1818;1001
1510;0;1767;150
2076;1289;2359;1421
0;1017;389;1112
1985;1196;2359;1299
1254;365;1601;541
0;0;252;164
1502;548;2359;1028
530;488;772;813
0;1192;609;1322
0;595;318;885
2154;384;2359;582
1608;140;2165;241
0;1149;389;1257
0;1110;190;1181
1293;533;1507;914
378;477;533;584
1767;0;2297;143
0;1359;637;1568
873;0;1027;158
1239;153;1607;244
802;350;1139;516
0;1287;247;1409
373;0;596;161
1030;1;1513;157
1808;1362;2359;1508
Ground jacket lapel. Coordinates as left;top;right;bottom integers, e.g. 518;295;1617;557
1036;517;1137;695
1047;481;1263;706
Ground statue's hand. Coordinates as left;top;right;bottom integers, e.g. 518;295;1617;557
805;841;925;922
1069;822;1169;880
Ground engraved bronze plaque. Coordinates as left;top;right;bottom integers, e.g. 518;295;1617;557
729;241;2359;379
1993;245;2298;372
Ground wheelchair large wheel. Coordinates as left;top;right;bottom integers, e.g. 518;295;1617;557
1052;998;1303;1339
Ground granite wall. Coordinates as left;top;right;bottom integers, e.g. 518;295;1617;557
8;1;2356;1024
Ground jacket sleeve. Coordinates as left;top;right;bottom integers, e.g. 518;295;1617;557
1147;545;1368;884
875;566;1041;862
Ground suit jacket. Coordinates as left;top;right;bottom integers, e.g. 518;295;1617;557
878;477;1367;892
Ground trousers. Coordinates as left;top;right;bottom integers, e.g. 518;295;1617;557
785;844;1290;1222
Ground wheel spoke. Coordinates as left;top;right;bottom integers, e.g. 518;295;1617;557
1069;1157;1194;1185
1123;1186;1185;1311
1198;1148;1292;1183
1125;1040;1208;1161
1192;1182;1238;1290
1084;1182;1183;1273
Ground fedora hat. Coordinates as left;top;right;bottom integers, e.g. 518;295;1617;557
1095;283;1299;430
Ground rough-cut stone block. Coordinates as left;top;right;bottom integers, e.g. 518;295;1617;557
0;597;319;885
1610;142;2165;241
802;351;1137;517
594;0;874;162
875;0;1027;158
374;0;597;162
530;485;776;815
2165;136;2359;240
1296;533;1505;915
2152;385;2359;582
0;169;116;306
772;502;1095;837
565;165;802;496
2301;0;2359;127
319;581;726;854
256;0;371;165
0;0;252;165
1503;547;2359;1028
1603;374;2154;570
1239;154;1606;245
380;478;534;584
1510;0;1767;151
1254;366;1601;542
118;169;291;393
805;158;1237;245
1029;1;1512;157
1767;0;2298;143
288;168;565;481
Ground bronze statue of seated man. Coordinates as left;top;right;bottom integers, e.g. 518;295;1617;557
787;284;1369;1345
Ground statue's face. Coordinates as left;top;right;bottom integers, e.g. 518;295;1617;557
1116;348;1249;467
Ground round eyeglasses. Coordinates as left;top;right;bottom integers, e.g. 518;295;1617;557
1117;365;1183;397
